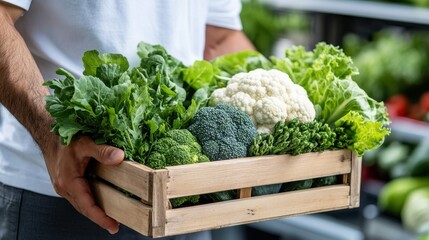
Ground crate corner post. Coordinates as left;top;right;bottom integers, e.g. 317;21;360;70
349;151;362;208
151;169;169;238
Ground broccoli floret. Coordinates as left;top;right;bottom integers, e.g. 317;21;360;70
146;129;209;207
188;104;258;161
188;104;258;202
147;129;208;169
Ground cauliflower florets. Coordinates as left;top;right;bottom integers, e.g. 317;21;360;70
210;69;315;133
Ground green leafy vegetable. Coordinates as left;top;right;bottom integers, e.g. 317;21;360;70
344;31;429;100
211;50;273;78
241;0;310;56
248;119;340;157
272;43;390;155
44;42;198;163
334;111;391;155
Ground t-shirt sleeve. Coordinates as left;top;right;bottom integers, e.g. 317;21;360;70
206;0;242;30
0;0;32;11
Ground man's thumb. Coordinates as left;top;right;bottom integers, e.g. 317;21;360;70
93;145;125;165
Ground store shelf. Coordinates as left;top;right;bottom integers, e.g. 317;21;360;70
247;214;364;240
263;0;429;25
389;117;429;143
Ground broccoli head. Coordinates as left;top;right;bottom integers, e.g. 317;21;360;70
146;129;209;169
188;103;258;161
146;129;209;207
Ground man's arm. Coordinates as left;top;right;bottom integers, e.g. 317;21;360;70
204;24;255;60
0;3;123;234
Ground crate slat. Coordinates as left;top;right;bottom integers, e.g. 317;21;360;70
151;170;169;237
92;161;153;203
166;150;351;198
349;152;362;208
164;185;350;236
90;149;361;238
90;180;151;236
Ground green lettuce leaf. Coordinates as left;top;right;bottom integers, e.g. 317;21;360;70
335;111;390;156
82;50;129;76
273;42;390;155
45;42;202;163
183;60;214;89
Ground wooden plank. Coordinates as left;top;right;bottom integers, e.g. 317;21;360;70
151;170;168;238
166;150;351;198
90;180;151;236
349;152;362;208
165;185;350;236
92;161;153;203
238;188;252;199
342;173;350;185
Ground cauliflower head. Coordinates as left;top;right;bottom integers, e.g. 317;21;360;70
210;69;315;133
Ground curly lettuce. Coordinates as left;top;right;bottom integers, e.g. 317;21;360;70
273;42;390;155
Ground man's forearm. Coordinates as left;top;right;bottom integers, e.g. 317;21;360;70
0;5;58;155
204;25;255;60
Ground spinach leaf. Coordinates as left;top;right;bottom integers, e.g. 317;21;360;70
45;42;198;163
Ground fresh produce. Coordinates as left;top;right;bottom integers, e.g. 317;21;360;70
377;141;410;172
418;232;429;240
146;129;208;207
249;119;341;156
386;94;409;117
202;191;236;202
343;31;428;101
407;138;429;177
210;69;316;133
252;184;283;197
146;129;209;169
386;92;429;122
402;187;429;233
186;43;389;155
44;43;198;163
281;179;313;192
378;177;429;217
240;0;309;56
312;176;338;187
188;104;283;199
44;41;391;206
272;43;390;155
187;103;258;161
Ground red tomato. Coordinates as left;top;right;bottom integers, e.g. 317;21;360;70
419;92;429;112
386;94;409;117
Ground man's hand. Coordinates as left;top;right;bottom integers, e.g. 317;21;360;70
0;3;124;234
46;136;125;234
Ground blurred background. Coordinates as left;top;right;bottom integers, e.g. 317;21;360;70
212;0;429;239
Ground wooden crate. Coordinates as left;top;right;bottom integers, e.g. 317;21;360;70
89;149;361;238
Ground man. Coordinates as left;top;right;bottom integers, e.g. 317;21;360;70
0;1;254;239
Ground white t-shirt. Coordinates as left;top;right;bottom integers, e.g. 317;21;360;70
0;0;242;196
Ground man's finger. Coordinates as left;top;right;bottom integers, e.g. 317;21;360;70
71;178;119;234
76;136;124;165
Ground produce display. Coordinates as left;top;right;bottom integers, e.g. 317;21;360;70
343;30;429;102
44;42;390;207
376;138;429;236
240;0;309;56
